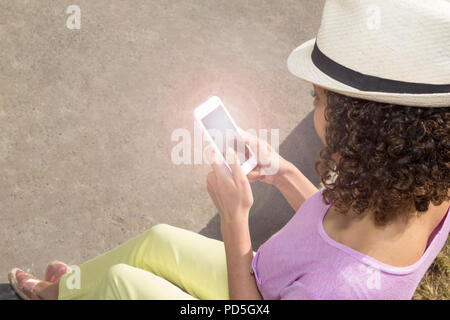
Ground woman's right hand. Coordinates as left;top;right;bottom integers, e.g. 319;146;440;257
239;129;290;186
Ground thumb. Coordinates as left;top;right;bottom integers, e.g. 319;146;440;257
226;147;244;182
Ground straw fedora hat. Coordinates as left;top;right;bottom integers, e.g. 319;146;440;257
287;0;450;107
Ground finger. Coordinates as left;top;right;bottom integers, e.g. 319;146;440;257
207;171;227;214
226;147;246;184
239;129;258;147
207;171;219;199
206;171;216;189
211;150;233;183
239;130;262;163
206;172;221;208
247;166;262;182
205;147;216;165
209;149;223;164
210;149;225;170
247;172;260;182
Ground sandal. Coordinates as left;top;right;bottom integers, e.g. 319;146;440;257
8;268;40;300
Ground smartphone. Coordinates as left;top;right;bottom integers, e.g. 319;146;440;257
194;96;257;175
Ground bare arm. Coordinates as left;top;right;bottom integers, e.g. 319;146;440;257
221;220;262;300
218;161;318;299
206;148;262;300
241;131;319;212
273;159;319;212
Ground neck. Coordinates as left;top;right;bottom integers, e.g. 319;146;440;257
324;200;449;267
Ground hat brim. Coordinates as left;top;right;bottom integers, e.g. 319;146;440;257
287;38;450;107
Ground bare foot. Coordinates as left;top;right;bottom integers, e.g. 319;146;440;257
15;269;59;300
45;261;70;283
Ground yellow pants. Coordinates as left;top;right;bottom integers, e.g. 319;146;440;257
58;224;232;300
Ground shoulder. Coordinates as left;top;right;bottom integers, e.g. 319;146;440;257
312;258;416;300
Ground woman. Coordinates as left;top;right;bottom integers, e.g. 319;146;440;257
9;0;449;300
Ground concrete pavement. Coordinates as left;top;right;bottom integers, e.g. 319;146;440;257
0;0;325;290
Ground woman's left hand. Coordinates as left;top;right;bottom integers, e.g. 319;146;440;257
206;148;254;224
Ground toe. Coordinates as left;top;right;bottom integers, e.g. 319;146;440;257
15;270;41;299
16;270;36;286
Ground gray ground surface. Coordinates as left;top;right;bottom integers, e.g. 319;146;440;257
0;0;325;294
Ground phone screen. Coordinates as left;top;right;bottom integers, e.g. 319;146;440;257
201;105;250;164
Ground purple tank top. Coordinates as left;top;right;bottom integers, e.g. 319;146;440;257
251;187;449;299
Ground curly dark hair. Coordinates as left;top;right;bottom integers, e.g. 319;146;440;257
314;90;450;225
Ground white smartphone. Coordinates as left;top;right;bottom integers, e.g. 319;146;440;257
194;96;257;175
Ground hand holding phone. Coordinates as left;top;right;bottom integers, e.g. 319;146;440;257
206;145;254;223
194;96;257;175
